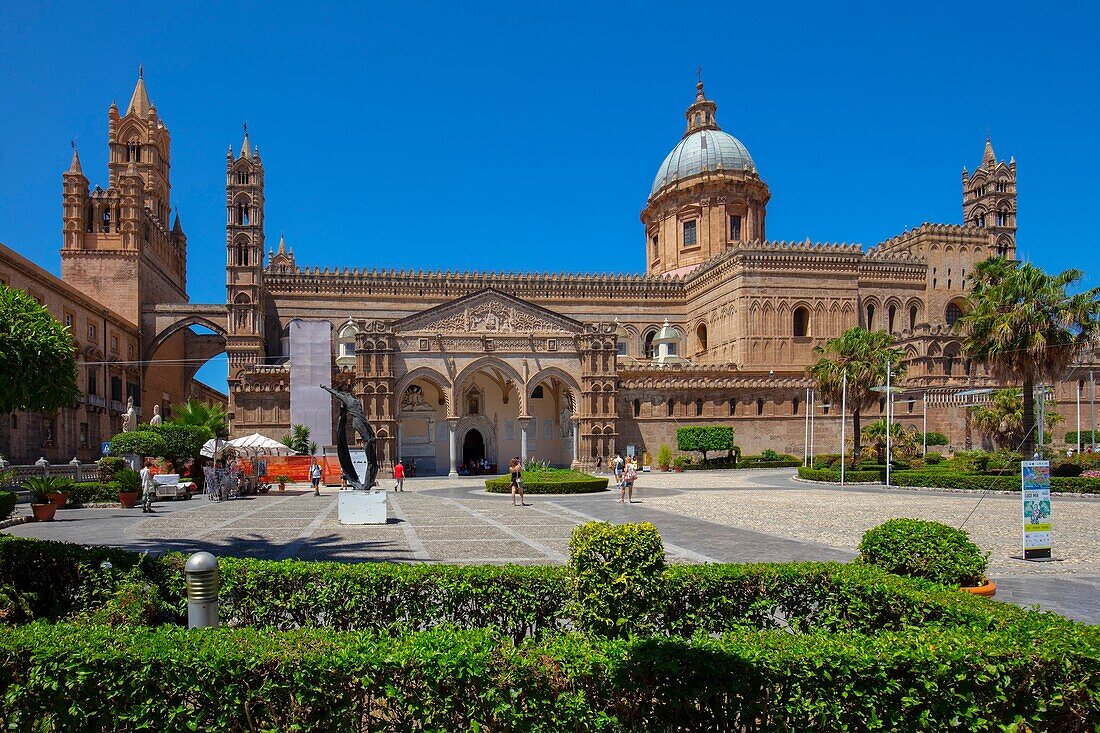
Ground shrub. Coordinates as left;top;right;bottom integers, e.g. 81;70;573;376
67;482;121;506
1065;430;1099;445
569;521;665;638
681;456;738;470
21;477;72;504
113;468;142;493
672;455;688;469
924;451;943;465
797;467;881;483
739;453;801;468
108;428;167;458
812;453;841;469
96;456;127;482
656;444;672;468
485;467;608;494
0;491;15;520
676;425;735;463
859;518;989;587
1053;462;1084;477
889;470;1100;495
760;448;781;461
923;431;950;446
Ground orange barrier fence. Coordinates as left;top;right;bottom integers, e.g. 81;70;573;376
251;455;389;484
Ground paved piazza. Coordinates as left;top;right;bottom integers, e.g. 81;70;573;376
5;469;1098;624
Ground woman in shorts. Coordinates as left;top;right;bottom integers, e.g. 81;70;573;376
509;457;526;507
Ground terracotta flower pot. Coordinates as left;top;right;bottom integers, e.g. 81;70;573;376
278;482;286;492
118;491;140;508
960;580;997;597
31;503;57;522
673;466;684;473
47;492;69;509
659;465;670;472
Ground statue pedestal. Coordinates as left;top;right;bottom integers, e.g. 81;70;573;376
338;489;388;525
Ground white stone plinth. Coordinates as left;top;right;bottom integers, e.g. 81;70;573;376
338;489;388;525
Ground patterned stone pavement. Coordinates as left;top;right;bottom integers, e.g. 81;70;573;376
5;469;1098;623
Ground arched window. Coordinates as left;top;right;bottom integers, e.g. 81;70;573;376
696;323;708;352
977;214;986;228
650;234;659;260
756;398;764;415
237;202;249;226
100;206;111;233
888;305;897;333
879;398;886;414
729;398;736;416
945;302;963;326
909;306;918;331
866;304;875;330
793;307;809;337
792;397;800;415
644;331;657;359
632;399;640;417
695;399;703;416
235;244;247;266
666;399;674;417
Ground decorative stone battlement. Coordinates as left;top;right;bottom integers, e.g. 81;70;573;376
871;222;990;256
619;362;811;390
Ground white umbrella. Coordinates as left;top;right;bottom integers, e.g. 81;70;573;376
199;437;233;458
228;433;293;455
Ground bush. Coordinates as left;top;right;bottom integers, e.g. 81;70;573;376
923;431;950;446
96;456;127;482
1054;462;1084;477
924;451;943;464
797;467;881;483
681;456;739;470
859;518;989;587
738;453;801;468
812;453;841;469
67;482;121;506
485;467;607;494
890;471;1100;495
568;521;665;638
113;468;142;493
676;425;735;463
21;477;72;504
108;428;167;458
1065;430;1099;445
0;491;15;520
656;444;672;468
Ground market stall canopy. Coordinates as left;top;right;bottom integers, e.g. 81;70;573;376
228;433;293;455
199;438;232;459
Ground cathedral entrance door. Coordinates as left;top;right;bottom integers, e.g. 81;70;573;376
462;429;486;472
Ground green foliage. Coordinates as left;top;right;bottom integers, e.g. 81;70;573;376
77;566;173;627
859;518;990;588
675;425;735;462
971;388;1064;449
924;451;943;464
484;466;608;494
273;474;291;484
672;454;688;469
281;423;313;455
760;448;781;461
0;491;15;520
0;283;79;414
96;456;127;482
67;482;121;506
108;427;167;458
656;444;672;468
739;453;801;468
168;398;228;439
113;468;142;493
807;326;906;467
568;522;665;638
861;418;921;461
153;422;212;472
22;476;72;504
921;431;949;446
797;466;882;483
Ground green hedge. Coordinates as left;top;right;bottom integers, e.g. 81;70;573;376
67;481;121;506
0;621;1096;732
737;458;802;468
0;491;15;521
891;471;1100;495
1066;430;1099;445
484;469;608;494
797;467;882;483
859;518;989;587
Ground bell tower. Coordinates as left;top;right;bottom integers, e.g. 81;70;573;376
225;126;266;371
963;136;1017;258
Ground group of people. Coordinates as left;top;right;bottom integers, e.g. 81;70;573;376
611;453;639;503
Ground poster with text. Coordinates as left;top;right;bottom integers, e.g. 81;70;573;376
1021;460;1052;560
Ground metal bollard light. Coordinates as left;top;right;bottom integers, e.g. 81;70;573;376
184;551;219;629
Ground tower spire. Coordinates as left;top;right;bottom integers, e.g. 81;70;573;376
983;134;996;166
127;66;151;116
67;140;83;175
240;122;251;159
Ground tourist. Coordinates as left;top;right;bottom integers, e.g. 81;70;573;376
612;453;625;491
510;457;526;507
595;454;603;474
139;460;155;513
309;458;322;496
394;460;405;491
620;458;637;503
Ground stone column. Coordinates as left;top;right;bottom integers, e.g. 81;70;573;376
447;419;458;477
519;418;530;463
570;420;580;470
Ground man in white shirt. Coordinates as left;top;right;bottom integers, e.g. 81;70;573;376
139;461;155;513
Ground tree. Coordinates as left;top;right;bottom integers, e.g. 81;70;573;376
0;284;79;415
970;388;1063;449
861;419;920;463
959;257;1100;456
169;399;229;439
676;426;736;463
154;423;213;473
108;428;167;458
808;327;905;468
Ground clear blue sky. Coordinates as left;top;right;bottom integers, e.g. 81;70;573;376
1;1;1096;392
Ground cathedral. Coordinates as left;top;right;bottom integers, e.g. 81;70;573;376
3;71;1060;471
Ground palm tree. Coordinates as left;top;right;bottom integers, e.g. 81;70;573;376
281;424;313;455
861;419;920;463
959;257;1100;457
808;327;905;467
168;399;229;439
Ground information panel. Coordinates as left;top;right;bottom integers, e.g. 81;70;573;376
1021;460;1052;560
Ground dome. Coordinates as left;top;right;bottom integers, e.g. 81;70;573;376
650;129;756;196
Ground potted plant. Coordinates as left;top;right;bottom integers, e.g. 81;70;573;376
274;474;290;492
25;477;71;522
672;455;687;473
114;468;142;508
657;445;672;472
47;478;73;509
858;518;995;597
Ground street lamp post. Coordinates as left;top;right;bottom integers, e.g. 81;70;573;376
922;393;927;456
1077;378;1082;454
803;387;811;467
840;371;847;486
810;389;816;465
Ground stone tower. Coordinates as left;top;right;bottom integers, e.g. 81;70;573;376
963;137;1017;258
225;127;267;373
641;80;770;276
61;68;188;325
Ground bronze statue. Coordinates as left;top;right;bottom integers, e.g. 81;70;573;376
321;385;379;490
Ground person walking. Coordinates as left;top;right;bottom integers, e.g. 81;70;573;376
620;457;638;503
612;453;625;492
394;460;405;491
309;458;322;496
509;457;526;506
139;460;155;513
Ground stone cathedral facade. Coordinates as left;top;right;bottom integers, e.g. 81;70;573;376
5;72;1059;470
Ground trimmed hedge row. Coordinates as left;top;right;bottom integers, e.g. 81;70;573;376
0;621;1096;732
0;492;15;521
484;477;608;494
892;471;1100;495
736;458;802;469
797;467;883;483
67;481;121;506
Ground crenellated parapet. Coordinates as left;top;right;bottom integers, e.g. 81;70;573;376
871;223;991;257
618;362;811;391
